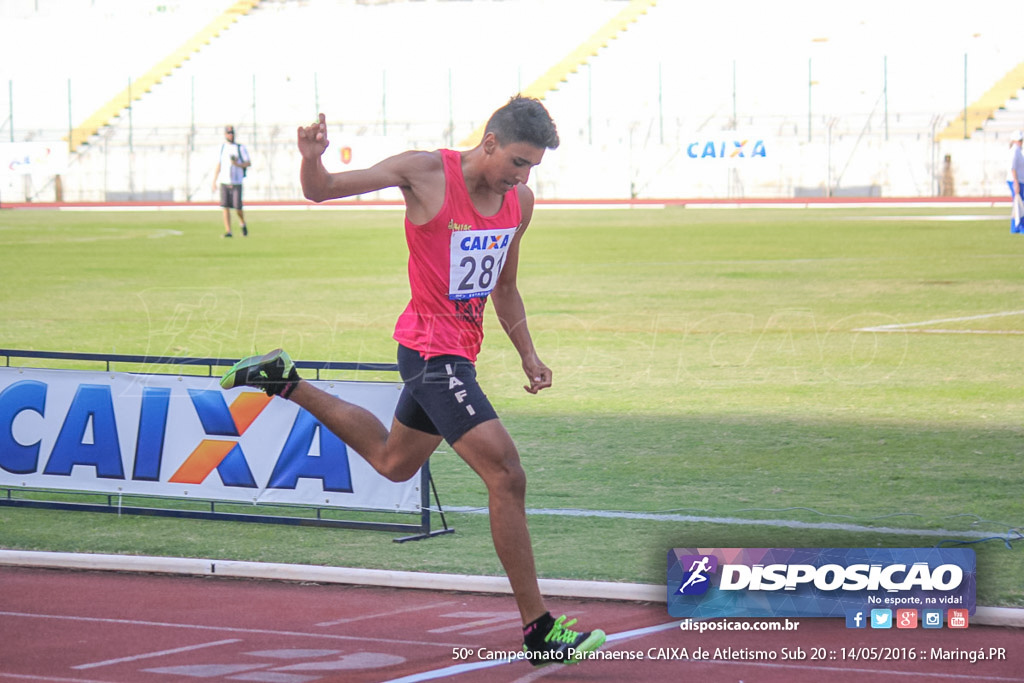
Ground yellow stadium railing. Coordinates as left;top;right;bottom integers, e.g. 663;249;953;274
457;0;657;148
67;0;260;152
936;61;1024;140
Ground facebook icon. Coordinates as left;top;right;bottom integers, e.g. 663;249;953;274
845;610;867;629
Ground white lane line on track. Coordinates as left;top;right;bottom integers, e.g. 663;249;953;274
0;674;116;682
642;659;1024;682
316;600;462;627
72;639;241;669
0;611;462;649
376;621;685;682
379;618;1022;683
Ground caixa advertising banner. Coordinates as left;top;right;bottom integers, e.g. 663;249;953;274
668;548;975;621
0;367;416;512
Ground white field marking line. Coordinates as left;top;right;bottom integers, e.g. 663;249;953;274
855;310;1024;333
316;599;461;627
0;612;463;649
72;639;241;669
443;506;1010;540
872;329;1024;335
851;215;1006;221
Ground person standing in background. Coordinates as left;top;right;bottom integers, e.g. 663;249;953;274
940;154;954;197
1006;130;1024;234
212;125;251;237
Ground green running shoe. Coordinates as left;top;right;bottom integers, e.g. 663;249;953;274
523;614;606;667
220;348;300;398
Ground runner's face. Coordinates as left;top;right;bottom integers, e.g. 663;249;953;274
487;139;544;193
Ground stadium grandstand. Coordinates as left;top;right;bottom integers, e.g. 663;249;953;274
1;0;1023;202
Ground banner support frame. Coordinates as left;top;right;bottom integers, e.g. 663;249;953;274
0;349;454;540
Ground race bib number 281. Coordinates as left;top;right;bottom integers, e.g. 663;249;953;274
448;227;517;301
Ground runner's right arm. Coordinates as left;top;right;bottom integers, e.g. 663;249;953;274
297;113;441;218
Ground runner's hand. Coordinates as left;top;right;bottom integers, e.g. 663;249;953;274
523;357;552;394
297;113;330;160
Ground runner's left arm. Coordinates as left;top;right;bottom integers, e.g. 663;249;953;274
490;185;551;394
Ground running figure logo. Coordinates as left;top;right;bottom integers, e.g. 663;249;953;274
676;555;718;595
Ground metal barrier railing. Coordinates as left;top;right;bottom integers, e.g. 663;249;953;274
0;349;453;542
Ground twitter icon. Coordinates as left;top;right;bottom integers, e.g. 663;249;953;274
870;609;893;629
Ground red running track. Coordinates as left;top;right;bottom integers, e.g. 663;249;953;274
0;566;1021;683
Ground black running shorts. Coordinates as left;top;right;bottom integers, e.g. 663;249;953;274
220;183;243;209
394;344;499;446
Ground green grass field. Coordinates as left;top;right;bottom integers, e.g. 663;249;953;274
0;205;1022;606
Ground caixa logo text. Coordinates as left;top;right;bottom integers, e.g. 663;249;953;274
460;233;511;251
686;139;767;159
0;380;353;492
719;562;964;592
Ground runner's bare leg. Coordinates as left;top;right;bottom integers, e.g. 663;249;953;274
450;419;546;625
286;381;440;482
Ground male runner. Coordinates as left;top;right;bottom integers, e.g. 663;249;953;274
221;96;605;666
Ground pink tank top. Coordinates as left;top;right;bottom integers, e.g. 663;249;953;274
393;149;522;361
